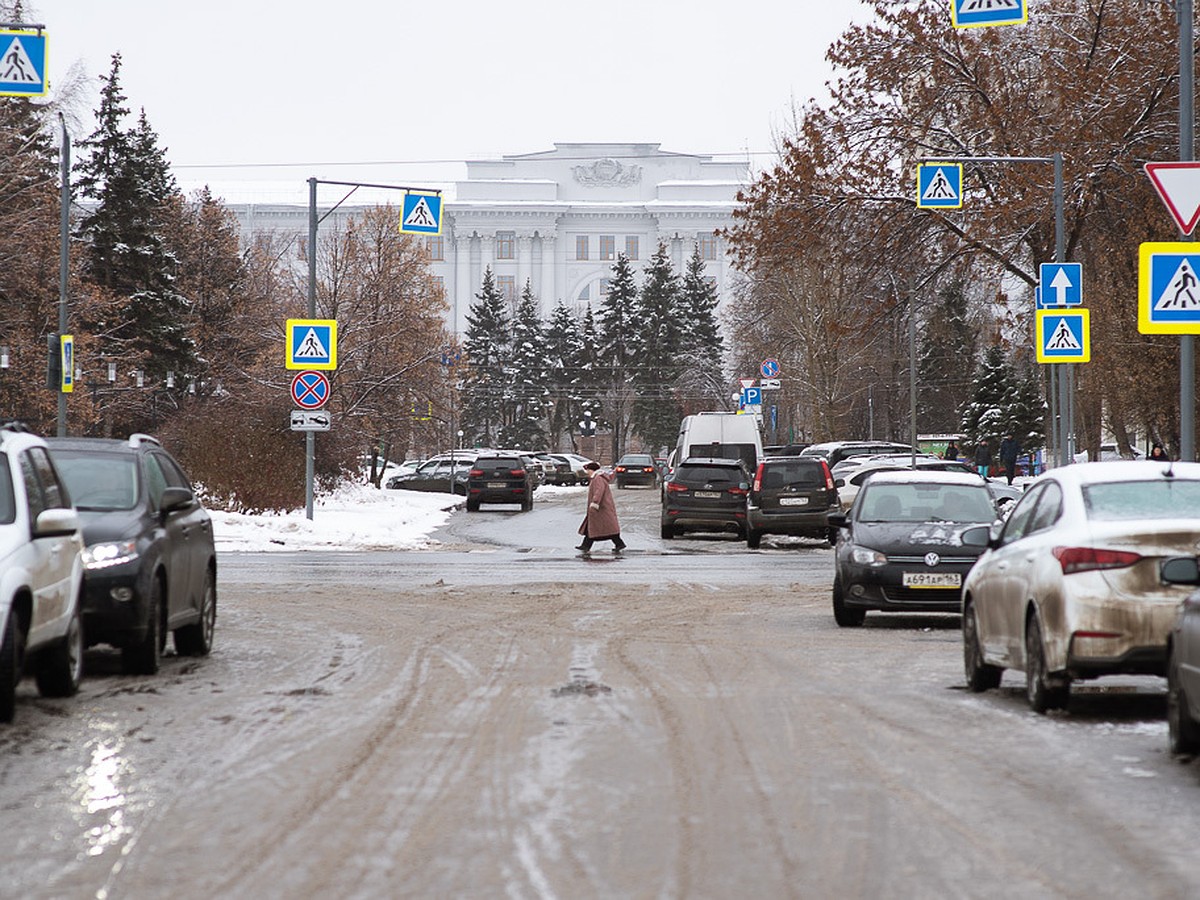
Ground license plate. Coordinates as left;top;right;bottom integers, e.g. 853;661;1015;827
487;482;507;489
779;497;809;506
902;572;961;588
694;490;721;499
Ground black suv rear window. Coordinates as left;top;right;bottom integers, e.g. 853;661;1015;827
760;462;825;487
474;457;523;469
677;464;743;483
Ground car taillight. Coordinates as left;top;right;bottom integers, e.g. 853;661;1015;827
643;467;655;473
1052;546;1142;574
666;481;688;493
469;469;483;477
821;460;835;491
510;468;525;477
728;486;749;496
753;463;765;492
615;466;627;473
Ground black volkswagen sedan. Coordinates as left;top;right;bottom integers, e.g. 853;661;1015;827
828;470;998;627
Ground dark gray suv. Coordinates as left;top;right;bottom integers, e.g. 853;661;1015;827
661;458;750;539
466;454;534;511
746;457;840;548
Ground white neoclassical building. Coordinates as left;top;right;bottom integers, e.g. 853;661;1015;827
226;142;749;335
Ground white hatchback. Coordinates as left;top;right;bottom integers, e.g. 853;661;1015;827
0;426;85;722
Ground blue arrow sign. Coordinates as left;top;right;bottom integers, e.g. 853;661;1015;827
399;191;443;235
951;0;1027;28
1038;262;1082;307
0;29;47;97
916;163;962;209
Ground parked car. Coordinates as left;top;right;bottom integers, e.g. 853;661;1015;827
828;470;998;627
46;434;217;675
746;456;840;549
801;441;917;468
466;453;534;511
0;425;85;722
960;461;1200;713
615;453;659;489
1161;557;1200;754
661;458;751;539
834;457;991;512
551;453;593;485
386;454;474;494
674;412;763;474
515;453;547;489
537;453;577;486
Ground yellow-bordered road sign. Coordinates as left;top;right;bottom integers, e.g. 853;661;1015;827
1138;241;1200;334
286;319;338;370
60;334;73;393
0;29;48;97
1035;309;1090;363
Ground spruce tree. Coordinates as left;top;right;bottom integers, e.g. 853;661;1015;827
543;300;585;449
596;253;641;458
461;267;511;447
632;242;684;453
917;278;976;433
501;281;549;448
676;243;726;411
960;344;1044;456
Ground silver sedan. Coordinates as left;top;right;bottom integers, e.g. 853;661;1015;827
961;461;1200;713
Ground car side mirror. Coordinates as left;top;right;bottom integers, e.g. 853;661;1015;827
960;523;991;549
34;507;79;538
834;478;845;488
827;512;848;529
160;486;194;513
1161;556;1200;586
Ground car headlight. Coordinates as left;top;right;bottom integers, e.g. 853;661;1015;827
850;544;888;566
82;540;139;570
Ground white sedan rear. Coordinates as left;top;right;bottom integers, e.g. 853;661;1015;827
961;461;1200;713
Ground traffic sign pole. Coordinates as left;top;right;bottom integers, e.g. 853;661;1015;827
1181;0;1195;461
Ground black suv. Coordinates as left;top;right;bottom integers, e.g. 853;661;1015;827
746;457;840;548
661;458;750;539
466;453;534;511
46;435;217;674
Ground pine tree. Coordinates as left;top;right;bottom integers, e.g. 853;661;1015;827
917;278;976;433
501;281;549;448
542;300;585;449
576;304;604;453
676;243;726;412
632;242;684;453
461;267;511;446
960;344;1044;455
596;253;641;458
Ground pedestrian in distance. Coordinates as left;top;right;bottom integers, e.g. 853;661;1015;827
577;462;626;554
998;433;1021;486
974;440;993;479
1150;441;1170;461
943;440;959;461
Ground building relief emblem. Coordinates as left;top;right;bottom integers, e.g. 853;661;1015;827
572;158;642;187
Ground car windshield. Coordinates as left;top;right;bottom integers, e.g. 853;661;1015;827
859;483;994;523
1083;480;1200;521
52;451;138;511
0;456;14;524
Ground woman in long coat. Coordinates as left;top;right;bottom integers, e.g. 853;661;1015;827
577;462;626;553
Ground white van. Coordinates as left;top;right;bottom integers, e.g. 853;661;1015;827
672;412;763;473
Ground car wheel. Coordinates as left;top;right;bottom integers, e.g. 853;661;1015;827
174;569;216;657
832;574;865;627
962;601;1002;692
0;606;23;723
660;523;674;540
1168;642;1200;755
747;529;762;549
465;498;480;512
35;603;84;697
123;578;164;675
1025;614;1069;713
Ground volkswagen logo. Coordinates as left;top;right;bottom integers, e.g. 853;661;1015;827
924;552;940;567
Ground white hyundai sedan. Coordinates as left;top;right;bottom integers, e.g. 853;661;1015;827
960;461;1200;713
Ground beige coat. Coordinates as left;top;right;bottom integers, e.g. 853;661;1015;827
579;471;621;539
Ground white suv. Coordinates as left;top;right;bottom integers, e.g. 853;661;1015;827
0;425;85;722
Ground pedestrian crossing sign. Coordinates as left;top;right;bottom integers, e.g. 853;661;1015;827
916;163;962;209
1138;242;1200;334
951;0;1027;29
399;191;443;236
1036;309;1090;363
0;29;48;97
286;318;338;370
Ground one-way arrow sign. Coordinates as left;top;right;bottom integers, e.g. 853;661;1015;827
1145;162;1200;236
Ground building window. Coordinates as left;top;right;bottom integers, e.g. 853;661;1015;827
625;236;639;260
496;232;515;260
497;275;516;303
599;278;612;298
432;275;445;297
425;236;444;260
576;235;589;260
699;233;717;260
577;284;590;303
600;235;615;260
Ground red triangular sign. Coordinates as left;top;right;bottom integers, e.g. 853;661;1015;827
1145;162;1200;235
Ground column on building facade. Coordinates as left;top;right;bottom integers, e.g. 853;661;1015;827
671;231;685;273
539;234;556;307
479;234;495;286
454;234;472;336
517;232;533;301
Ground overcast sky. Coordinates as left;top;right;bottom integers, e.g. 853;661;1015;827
35;1;867;202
